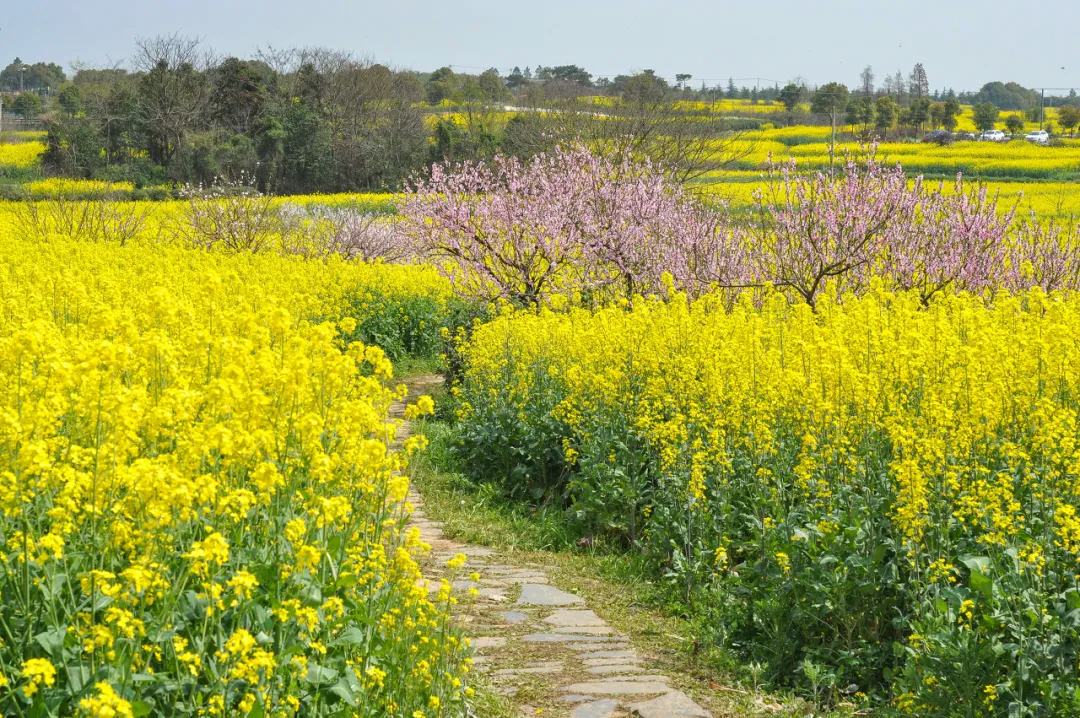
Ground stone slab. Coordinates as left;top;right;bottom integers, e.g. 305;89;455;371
543;609;606;627
523;633;623;643
585;656;644;667
555;626;617;635
586;664;647;675
559;694;593;703
516;584;585;606
497;611;529;624
568;642;630;651
626;690;711;717
563;680;671;695
579;649;639;660
571;699;621;718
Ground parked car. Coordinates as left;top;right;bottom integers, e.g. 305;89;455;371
922;129;952;145
1025;130;1050;144
981;129;1007;142
957;132;977;141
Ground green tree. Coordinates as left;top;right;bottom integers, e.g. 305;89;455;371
930;102;945;129
426;67;457;104
11;92;43;118
908;97;931;130
506;67;525;89
908;63;929;100
973;81;1038;110
0;58;66;91
57;82;83;115
942;98;961;132
170;129;259;185
42;116;104;177
1005;113;1025;136
845;99;861;130
811;82;849;116
855;96;875;127
135;36;212;168
478;69;507;102
1057;105;1080;134
778;83;804;112
874;96;898;135
972;102;1000;132
275;97;333;193
623;71;669;106
210;58;273;135
549;65;592;85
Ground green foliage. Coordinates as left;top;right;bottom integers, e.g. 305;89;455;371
1057;105;1080;134
57;82;83;115
170;130;259;185
11;92;43;119
908;98;931;130
426;67;457;104
846;97;875;129
42;116;105;178
337;289;450;364
943;99;962;132
778;84;804;112
973;102;1000;132
0;58;66;91
973;81;1039;110
810;83;848;116
874;96;899;133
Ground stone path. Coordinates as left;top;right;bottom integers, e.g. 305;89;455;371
392;377;712;718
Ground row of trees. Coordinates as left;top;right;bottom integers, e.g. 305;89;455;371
12;41;1080;191
0;58;66;92
25;37;750;192
38;37;438;191
775;80;963;135
401;144;1076;309
787;84;1079;137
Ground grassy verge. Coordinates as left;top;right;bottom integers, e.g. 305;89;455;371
408;410;855;717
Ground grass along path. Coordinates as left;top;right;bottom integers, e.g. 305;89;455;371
397;375;828;718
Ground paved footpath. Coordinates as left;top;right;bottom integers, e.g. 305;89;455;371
393;378;712;718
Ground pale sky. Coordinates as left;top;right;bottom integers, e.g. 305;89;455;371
4;0;1077;92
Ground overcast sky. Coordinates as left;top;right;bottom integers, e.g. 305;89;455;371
4;0;1077;92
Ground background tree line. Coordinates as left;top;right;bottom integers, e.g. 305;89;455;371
10;37;752;193
8;43;1080;193
34;37;432;192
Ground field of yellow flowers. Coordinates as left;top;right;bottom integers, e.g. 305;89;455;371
0;234;470;716
709;128;1080;180
455;287;1080;715
0;141;45;173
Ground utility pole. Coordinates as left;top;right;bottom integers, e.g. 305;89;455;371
830;105;837;177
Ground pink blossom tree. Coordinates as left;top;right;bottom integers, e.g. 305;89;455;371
399;144;732;305
747;152;921;308
401;142;1068;310
1006;214;1080;293
885;176;1017;303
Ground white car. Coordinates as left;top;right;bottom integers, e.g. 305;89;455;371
1025;130;1050;144
980;130;1006;142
